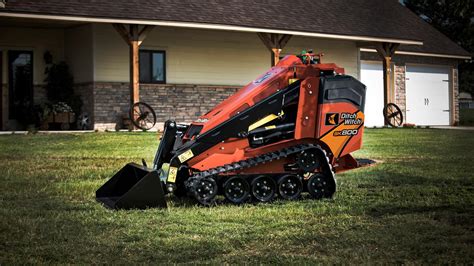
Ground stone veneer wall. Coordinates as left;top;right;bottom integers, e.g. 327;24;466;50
453;68;459;125
74;83;95;127
90;82;240;131
2;81;238;130
393;65;406;120
1;84;7;129
360;52;461;125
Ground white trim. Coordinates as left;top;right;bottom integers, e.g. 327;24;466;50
0;12;424;45
360;48;471;60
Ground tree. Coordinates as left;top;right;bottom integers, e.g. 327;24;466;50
403;0;474;94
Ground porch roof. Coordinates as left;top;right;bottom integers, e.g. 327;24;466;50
0;0;470;59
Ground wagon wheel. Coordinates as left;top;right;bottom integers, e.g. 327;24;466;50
130;102;157;130
383;103;403;127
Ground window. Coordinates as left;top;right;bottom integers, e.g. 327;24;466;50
139;50;166;83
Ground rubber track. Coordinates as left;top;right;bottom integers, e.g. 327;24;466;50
188;143;334;181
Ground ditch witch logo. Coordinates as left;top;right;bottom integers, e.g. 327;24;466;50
325;113;339;125
325;113;363;126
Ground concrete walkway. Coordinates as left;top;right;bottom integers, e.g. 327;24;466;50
0;130;95;135
431;126;474;131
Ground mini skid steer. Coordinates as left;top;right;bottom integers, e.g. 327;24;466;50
96;52;366;209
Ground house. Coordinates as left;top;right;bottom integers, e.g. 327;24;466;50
0;0;471;130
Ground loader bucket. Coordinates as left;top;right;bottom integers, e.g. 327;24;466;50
96;163;167;209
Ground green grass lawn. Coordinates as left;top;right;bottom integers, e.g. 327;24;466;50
0;129;473;264
460;108;474;126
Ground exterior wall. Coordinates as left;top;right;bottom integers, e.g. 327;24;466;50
1;22;359;130
93;24;268;85
360;51;461;125
283;37;359;78
0;26;65;129
92;24;360;85
90;24;359;130
0;26;65;85
65;24;94;83
0;24;96;129
65;25;95;125
92;82;239;131
360;51;460;66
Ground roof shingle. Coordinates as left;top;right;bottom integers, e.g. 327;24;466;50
0;0;470;57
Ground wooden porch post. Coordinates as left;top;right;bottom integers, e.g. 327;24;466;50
112;24;155;108
129;25;140;107
375;42;399;125
257;33;292;66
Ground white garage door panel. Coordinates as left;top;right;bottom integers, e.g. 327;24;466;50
406;65;450;126
360;62;384;127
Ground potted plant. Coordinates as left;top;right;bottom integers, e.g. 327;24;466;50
40;102;75;130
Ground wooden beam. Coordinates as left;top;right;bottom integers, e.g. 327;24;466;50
129;25;139;107
257;32;273;51
112;24;155;127
272;48;281;67
112;23;131;44
382;56;391;109
129;24;139;41
257;33;292;66
138;25;155;45
278;34;292;49
130;40;139;106
389;43;400;55
375;42;400;126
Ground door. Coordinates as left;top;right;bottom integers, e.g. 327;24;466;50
360;62;385;127
8;50;33;120
406;65;450;125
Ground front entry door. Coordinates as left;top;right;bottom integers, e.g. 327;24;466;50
8;50;33;120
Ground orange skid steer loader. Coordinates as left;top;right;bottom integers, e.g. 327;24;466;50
96;52;366;209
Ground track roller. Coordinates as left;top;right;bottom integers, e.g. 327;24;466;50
251;175;276;202
223;176;250;204
306;173;333;199
297;149;321;172
190;177;218;205
277;174;303;200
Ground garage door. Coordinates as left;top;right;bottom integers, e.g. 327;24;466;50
406;65;451;125
360;62;385;127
